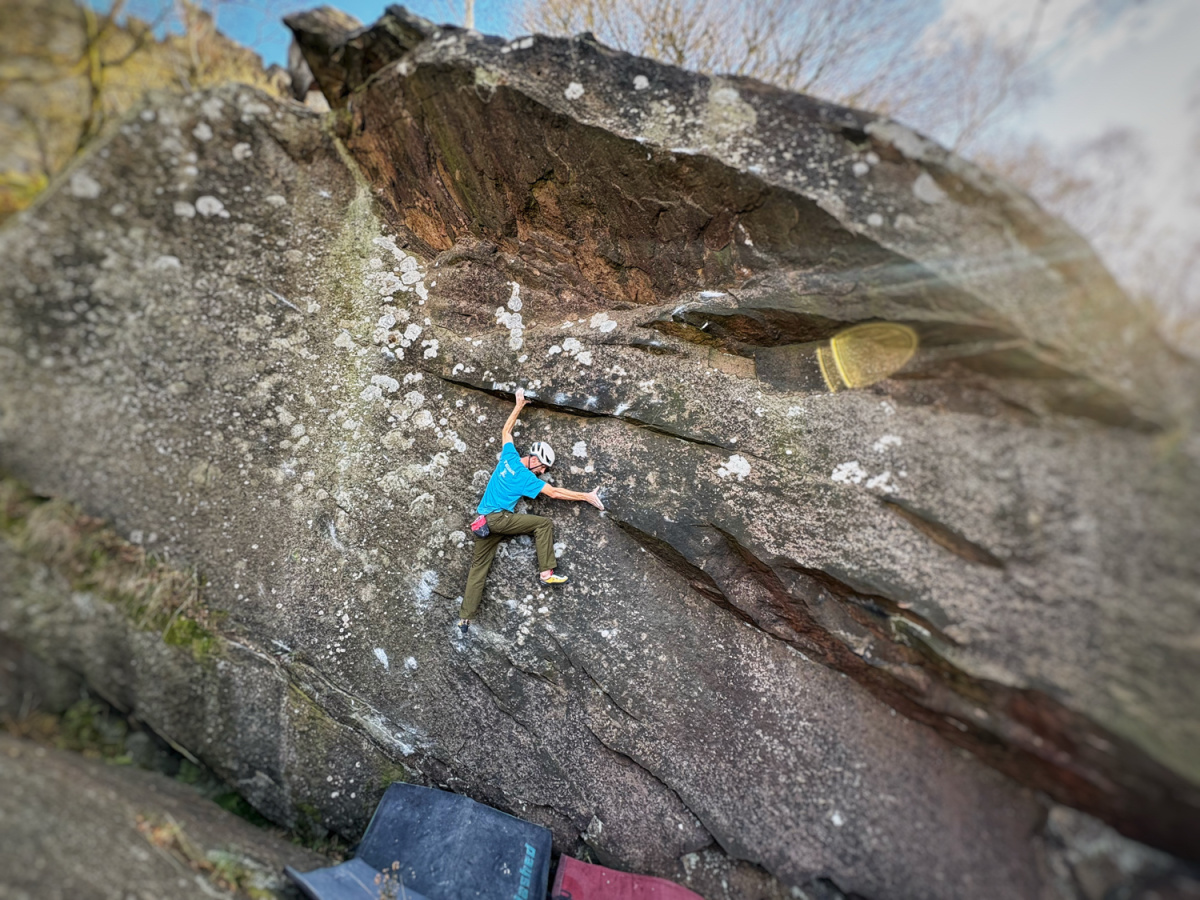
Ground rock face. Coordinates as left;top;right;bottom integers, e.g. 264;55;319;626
0;733;328;899
1;6;1198;899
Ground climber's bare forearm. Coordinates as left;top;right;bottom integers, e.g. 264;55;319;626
501;389;526;444
542;485;605;509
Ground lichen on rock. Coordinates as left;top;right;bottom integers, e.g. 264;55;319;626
0;11;1198;900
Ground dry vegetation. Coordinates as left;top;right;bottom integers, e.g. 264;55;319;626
521;0;1043;154
0;473;218;651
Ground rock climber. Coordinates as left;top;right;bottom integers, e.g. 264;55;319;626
457;388;604;636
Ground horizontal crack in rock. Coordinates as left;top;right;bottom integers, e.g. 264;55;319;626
434;372;751;457
880;499;1005;569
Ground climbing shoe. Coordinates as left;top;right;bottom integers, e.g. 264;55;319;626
457;618;471;636
540;573;569;586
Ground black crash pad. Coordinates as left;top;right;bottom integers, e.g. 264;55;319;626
285;783;553;900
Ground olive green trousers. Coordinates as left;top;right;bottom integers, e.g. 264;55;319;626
459;511;557;619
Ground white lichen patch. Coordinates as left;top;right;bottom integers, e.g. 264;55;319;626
373;648;389;670
717;454;751;482
200;96;224;119
564;82;585;100
473;66;502;97
364;269;402;297
507;282;523;311
864;119;934;162
502;36;535;53
334;330;356;350
572;441;588;458
173;201;196;218
366;236;429;300
634;75;650;91
195;195;228;218
589;312;617;332
912;171;948;205
371;374;400;394
703;81;757;142
232;142;252;161
69;172;102;199
816;192;847;220
238;97;272;118
865;471;894;493
831;461;867;485
872;435;902;452
496;302;524;351
192;122;213;142
867;213;884;228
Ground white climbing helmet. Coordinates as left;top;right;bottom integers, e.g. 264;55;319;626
529;441;555;468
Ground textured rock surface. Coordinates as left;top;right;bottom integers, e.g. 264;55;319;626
0;7;1198;899
0;732;328;899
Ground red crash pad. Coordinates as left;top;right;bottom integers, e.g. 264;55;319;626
551;856;704;900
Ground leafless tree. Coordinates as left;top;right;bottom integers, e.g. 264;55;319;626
987;125;1200;354
521;0;1047;154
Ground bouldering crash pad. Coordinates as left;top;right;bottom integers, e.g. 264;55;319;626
286;783;553;900
551;855;705;899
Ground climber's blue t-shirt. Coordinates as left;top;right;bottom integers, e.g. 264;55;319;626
476;442;546;515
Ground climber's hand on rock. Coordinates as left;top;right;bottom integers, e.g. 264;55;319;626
586;489;605;511
515;387;526;409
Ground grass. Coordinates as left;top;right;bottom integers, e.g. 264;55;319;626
0;473;220;656
2;697;130;763
0;472;354;863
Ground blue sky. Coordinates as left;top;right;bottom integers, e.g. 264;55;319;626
103;1;514;66
234;1;513;65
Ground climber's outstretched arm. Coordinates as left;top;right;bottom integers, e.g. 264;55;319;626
541;484;605;510
501;388;527;445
